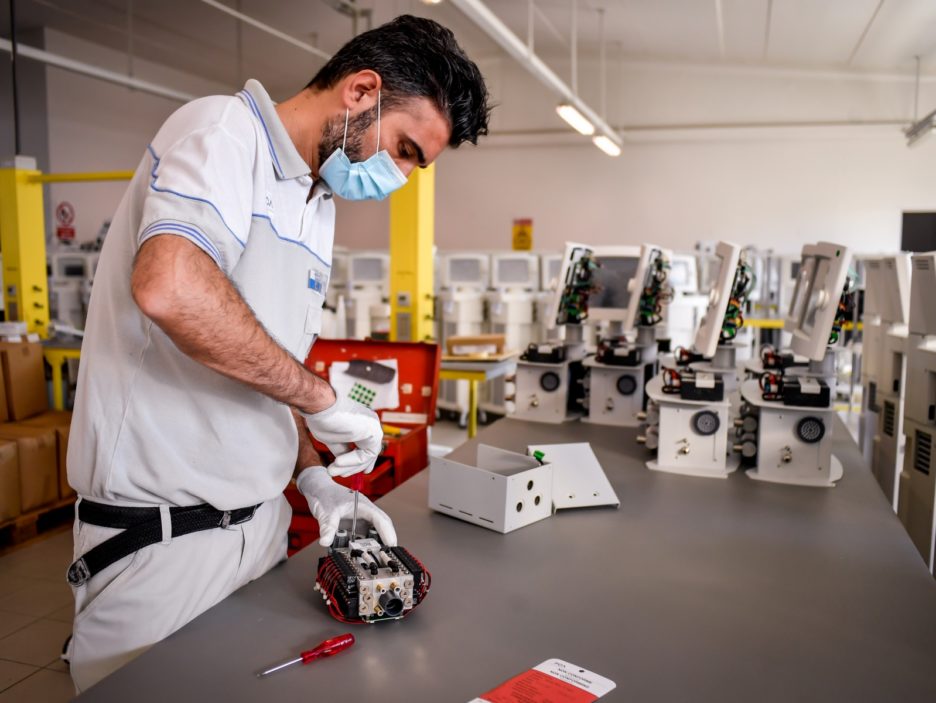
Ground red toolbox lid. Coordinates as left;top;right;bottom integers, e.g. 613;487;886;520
304;339;440;428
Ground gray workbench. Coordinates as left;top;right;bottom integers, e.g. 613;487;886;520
76;419;936;702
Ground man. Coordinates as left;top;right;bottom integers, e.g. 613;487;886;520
65;15;490;691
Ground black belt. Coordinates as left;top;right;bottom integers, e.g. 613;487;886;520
67;500;260;586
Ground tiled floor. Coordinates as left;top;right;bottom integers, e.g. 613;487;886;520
0;529;76;702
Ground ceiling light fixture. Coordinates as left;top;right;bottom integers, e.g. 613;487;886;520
592;134;621;157
556;103;594;136
905;108;936;148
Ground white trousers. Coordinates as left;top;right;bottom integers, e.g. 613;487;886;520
67;494;292;693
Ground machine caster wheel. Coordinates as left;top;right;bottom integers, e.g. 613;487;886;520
458;413;468;430
478;410;489;425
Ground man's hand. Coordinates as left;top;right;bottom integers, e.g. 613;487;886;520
296;466;397;547
131;235;335;414
291;408;323;476
302;397;383;477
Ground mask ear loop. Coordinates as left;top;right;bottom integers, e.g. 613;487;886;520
342;109;349;152
375;90;381;157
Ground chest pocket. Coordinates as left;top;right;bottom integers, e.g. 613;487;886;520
296;262;329;359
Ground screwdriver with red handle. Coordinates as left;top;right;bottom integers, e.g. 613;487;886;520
257;633;355;678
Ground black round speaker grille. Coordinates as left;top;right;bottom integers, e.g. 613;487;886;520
692;410;720;436
540;372;561;392
796;416;825;444
616;375;638;396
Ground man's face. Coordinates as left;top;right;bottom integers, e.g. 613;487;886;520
318;96;451;179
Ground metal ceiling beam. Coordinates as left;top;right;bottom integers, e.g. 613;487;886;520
0;37;197;102
200;0;331;61
847;0;885;65
449;0;622;146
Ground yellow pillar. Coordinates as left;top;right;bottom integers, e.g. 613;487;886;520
389;164;435;342
0;157;49;338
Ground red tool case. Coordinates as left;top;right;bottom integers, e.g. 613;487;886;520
284;339;441;556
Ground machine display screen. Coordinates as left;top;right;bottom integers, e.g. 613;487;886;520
351;258;384;284
800;257;831;335
449;258;483;284
788;256;816;327
496;258;532;286
63;264;86;277
588;256;639;311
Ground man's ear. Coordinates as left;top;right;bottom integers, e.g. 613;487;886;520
341;70;382;110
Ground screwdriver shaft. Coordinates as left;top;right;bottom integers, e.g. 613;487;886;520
350;490;359;541
257;656;302;678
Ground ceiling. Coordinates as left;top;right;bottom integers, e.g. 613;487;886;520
4;0;936;98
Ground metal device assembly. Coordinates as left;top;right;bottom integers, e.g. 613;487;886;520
315;531;431;624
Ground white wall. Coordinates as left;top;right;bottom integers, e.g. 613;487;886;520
43;29;228;245
337;57;936;256
39;31;936;257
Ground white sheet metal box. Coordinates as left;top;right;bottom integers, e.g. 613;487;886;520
428;444;553;533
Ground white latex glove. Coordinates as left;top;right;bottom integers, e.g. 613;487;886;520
296;466;397;548
303;395;383;477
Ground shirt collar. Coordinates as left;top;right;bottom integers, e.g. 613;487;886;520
237;79;311;181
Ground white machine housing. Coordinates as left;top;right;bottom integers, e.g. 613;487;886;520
482;252;540;417
788;243;851;361
49;249;99;329
641;241;743;478
869;254;911;510
345;251;390;339
692;242;743;359
512;243;592;424
898;252;936;572
858;257;887;461
644;374;738;478
582;245;652;428
437;252;491;426
742;241;853;488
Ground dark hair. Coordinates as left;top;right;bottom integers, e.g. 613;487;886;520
307;15;491;148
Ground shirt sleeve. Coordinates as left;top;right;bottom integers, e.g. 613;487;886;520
139;125;255;275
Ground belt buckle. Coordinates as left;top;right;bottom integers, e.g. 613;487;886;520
220;505;257;529
67;558;91;586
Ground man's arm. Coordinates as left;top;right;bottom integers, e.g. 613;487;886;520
131;234;335;414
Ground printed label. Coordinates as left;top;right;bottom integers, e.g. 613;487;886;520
471;659;616;703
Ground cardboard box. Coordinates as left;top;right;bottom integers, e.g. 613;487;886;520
0;366;8;424
0;439;20;522
0;424;58;512
0;342;48;421
20;411;74;499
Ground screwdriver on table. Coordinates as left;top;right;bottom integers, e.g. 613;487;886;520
349;473;364;542
257;633;355;678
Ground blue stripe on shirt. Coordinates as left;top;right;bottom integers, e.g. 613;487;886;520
147;145;246;248
141;220;224;264
250;213;331;269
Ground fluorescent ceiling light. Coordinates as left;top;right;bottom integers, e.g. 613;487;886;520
592;134;622;157
556;103;595;136
905;108;936;147
421;0;444;4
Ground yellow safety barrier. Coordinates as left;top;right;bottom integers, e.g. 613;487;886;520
30;171;134;183
744;318;863;332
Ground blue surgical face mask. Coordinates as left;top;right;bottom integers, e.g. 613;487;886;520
319;92;408;201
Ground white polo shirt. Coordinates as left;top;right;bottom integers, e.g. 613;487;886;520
69;80;335;510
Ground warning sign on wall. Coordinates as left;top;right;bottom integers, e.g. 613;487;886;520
55;201;76;242
512;218;533;251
